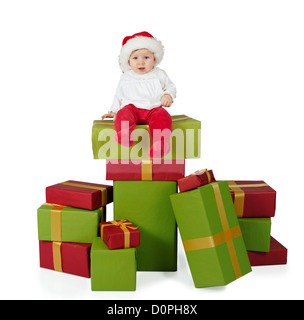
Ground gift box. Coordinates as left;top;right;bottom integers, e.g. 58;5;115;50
106;159;185;181
228;180;276;218
38;203;105;243
238;218;271;252
39;240;91;278
177;169;215;192
170;181;252;287
113;181;177;271
100;219;140;250
46;180;113;210
92;114;201;160
247;237;288;266
90;237;136;291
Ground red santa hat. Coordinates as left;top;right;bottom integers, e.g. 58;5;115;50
119;31;164;72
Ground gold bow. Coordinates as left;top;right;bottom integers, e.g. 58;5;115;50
101;220;138;248
194;169;212;183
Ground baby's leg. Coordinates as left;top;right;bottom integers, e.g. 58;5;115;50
114;104;137;147
147;107;172;158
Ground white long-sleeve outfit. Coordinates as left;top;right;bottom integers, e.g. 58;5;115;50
110;67;176;113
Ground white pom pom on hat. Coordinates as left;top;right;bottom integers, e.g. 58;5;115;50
119;31;164;72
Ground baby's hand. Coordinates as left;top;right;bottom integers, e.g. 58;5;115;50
102;111;117;121
161;94;173;107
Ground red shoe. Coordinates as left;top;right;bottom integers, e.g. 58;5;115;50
147;140;171;158
114;130;134;147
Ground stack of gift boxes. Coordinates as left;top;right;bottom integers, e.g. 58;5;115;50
37;114;287;290
176;170;287;286
38;180;112;278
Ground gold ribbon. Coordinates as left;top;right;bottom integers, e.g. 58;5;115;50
50;204;65;242
93;116;191;126
183;182;243;279
141;159;153;181
101;219;138;249
52;241;63;272
194;169;212;183
45;203;105;242
183;225;242;251
228;181;269;217
60;181;108;206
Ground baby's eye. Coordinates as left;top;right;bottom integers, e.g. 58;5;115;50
132;56;138;60
144;56;150;59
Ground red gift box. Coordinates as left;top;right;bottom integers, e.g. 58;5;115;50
177;169;215;192
39;240;91;278
106;159;185;181
247;237;287;266
228;180;276;218
46;180;113;210
100;219;140;250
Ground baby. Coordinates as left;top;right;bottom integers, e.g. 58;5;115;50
102;31;176;158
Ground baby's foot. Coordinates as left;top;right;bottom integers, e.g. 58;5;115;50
114;130;134;147
147;140;171;158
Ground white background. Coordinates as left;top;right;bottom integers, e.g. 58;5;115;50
1;0;303;300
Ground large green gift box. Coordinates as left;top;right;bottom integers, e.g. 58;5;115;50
238;218;271;252
92;115;201;160
113;181;177;271
170;181;251;287
90;237;136;291
37;203;105;243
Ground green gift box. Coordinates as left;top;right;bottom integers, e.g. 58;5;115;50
37;203;105;244
92;115;201;160
113;181;177;271
90;237;136;291
238;218;271;252
170;181;251;287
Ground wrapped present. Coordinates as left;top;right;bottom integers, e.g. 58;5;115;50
100;219;140;250
46;180;113;210
114;181;177;271
170;181;252;288
247;237;287;266
106;159;185;181
238;218;271;252
39;240;91;278
228;180;276;218
177;169;215;192
90;237;136;291
37;203;105;243
92;114;201;160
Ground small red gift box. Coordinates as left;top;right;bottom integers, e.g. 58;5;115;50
100;219;140;250
106;159;185;181
39;240;91;278
177;169;215;192
247;237;287;266
228;180;276;218
46;180;113;210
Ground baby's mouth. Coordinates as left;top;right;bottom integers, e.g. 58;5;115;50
138;67;145;71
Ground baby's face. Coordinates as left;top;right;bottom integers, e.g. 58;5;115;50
129;49;155;74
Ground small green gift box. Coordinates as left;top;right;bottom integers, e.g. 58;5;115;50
90;237;136;291
92;115;201;160
37;203;105;244
114;181;177;271
238;218;271;252
170;181;251;287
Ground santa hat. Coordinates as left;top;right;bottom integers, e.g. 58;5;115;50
119;31;164;72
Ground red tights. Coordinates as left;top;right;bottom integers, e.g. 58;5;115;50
114;104;172;158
